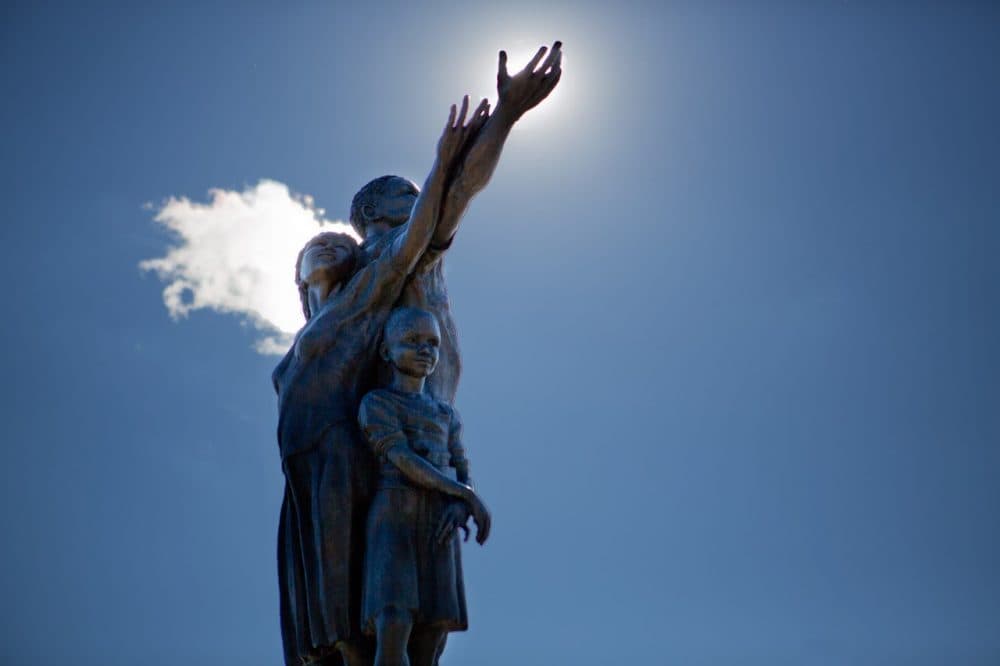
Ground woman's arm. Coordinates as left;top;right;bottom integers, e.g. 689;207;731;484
387;97;490;276
293;100;488;362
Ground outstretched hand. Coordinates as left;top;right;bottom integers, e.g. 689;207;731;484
497;41;563;120
437;95;490;166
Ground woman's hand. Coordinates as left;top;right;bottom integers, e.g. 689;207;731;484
437;95;490;167
434;500;471;545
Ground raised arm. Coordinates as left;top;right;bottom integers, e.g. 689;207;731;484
293;100;487;361
431;41;563;248
387;96;491;274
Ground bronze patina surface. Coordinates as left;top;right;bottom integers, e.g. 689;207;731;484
273;42;562;666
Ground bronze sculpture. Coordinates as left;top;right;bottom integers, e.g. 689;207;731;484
273;42;562;666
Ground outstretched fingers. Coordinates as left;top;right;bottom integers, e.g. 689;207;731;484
472;96;490;119
540;40;562;74
545;65;562;93
538;49;562;99
523;45;548;75
550;50;563;74
454;94;470;129
497;50;509;83
467;97;490;130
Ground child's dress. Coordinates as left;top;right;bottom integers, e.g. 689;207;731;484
358;387;469;633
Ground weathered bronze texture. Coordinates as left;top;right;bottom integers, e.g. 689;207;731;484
272;42;562;666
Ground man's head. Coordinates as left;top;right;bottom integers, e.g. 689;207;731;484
295;231;360;320
380;307;441;378
349;175;420;238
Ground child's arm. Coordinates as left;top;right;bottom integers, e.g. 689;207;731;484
360;392;491;544
448;406;471;485
385;446;479;504
436;406;491;545
359;392;478;503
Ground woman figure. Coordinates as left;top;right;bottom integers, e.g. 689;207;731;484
272;98;488;666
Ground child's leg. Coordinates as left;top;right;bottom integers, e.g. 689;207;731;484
374;606;414;666
434;632;447;664
408;625;448;666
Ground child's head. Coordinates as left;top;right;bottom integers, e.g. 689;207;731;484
380;307;441;379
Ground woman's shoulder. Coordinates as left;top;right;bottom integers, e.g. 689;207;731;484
270;347;296;392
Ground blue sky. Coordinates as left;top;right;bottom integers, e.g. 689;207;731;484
2;2;998;664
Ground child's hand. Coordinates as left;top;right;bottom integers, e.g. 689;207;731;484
434;500;471;545
466;493;491;546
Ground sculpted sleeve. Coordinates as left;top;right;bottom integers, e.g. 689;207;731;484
359;390;408;460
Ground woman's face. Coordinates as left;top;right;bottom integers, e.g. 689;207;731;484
299;235;356;289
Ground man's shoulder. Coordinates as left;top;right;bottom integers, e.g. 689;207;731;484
360;227;405;266
338;229;411;304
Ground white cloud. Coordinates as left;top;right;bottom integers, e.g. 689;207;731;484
140;179;356;355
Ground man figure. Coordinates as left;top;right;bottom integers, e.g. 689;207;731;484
350;42;563;403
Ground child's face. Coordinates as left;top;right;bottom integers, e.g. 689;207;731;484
384;312;441;378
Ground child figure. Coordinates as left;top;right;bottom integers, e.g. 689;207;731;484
358;307;491;666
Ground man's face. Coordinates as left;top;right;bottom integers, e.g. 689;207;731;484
366;177;419;233
299;234;356;287
384;311;441;378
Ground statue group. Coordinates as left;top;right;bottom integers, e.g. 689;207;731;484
271;43;563;666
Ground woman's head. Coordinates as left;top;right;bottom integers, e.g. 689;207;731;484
295;231;360;320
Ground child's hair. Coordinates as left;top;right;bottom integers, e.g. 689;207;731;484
384;306;439;342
